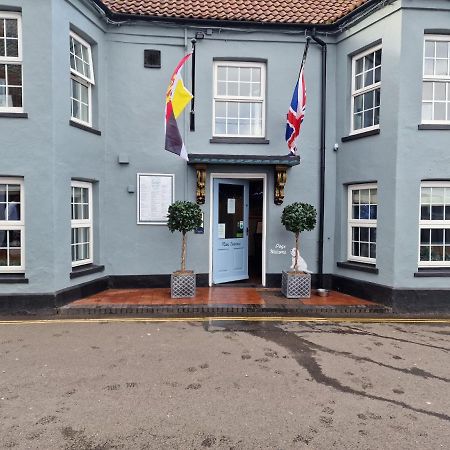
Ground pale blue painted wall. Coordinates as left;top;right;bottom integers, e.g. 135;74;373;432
0;0;449;296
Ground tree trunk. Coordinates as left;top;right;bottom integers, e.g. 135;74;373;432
294;232;299;272
181;231;187;272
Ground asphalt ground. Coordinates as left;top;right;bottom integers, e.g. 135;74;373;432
0;319;449;449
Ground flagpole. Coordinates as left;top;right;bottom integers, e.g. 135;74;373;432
299;37;311;75
190;39;196;131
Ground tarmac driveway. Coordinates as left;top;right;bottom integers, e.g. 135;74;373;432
0;319;449;449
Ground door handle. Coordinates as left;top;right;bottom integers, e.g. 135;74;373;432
246;227;249;236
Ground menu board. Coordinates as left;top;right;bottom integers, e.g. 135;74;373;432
137;173;174;224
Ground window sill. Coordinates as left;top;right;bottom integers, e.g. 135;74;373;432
337;261;379;274
418;124;450;131
209;137;270;144
0;273;29;283
341;128;380;142
69;120;101;136
70;264;105;279
414;268;450;277
0;112;28;119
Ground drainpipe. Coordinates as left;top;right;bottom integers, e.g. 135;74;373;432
310;30;327;288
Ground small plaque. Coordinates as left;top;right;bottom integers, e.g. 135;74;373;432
218;223;225;239
227;198;235;214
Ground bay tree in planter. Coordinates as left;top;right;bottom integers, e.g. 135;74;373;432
280;202;317;298
167;201;203;298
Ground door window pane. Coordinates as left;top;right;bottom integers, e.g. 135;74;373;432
218;183;244;239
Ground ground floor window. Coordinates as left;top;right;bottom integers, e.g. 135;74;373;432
0;178;24;272
419;182;450;266
71;180;93;267
348;184;377;264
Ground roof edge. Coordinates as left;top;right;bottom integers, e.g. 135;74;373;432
89;0;387;31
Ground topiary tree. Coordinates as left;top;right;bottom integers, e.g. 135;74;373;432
281;202;317;272
167;201;203;273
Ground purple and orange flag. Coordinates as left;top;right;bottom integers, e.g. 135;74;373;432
164;53;193;161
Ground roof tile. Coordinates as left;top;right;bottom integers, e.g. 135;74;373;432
100;0;371;25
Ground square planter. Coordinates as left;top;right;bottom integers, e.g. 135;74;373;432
171;271;196;298
281;270;311;299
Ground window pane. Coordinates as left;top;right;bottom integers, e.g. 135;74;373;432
422;82;433;101
432;205;444;220
9;230;20;247
360;243;369;258
5;19;17;38
8;249;21;266
374;67;381;83
431;246;443;261
0;19;4;38
355;58;364;75
422;102;433;120
436;41;448;58
375;49;382;67
0;40;4;58
431;228;444;244
360;227;369;242
0;249;7;266
424;59;434;76
251;82;261;97
370;244;376;259
227;67;238;81
5;39;18;58
434;103;446;120
432;188;445;204
239;81;251;97
8;87;22;107
354;94;363;113
364;70;374;87
217;66;226;81
421;228;430;244
8;184;20;202
353;112;363;130
425;41;434;58
7;64;21;86
217;81;226;96
435;59;448;76
445;246;450;261
240;67;251;82
369;228;377;242
0;230;6;246
434;83;446;101
421;205;431;220
420;246;430;261
363;109;373;128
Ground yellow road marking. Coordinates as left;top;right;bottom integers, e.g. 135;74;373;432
0;316;449;325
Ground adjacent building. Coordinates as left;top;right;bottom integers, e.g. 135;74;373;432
1;0;449;312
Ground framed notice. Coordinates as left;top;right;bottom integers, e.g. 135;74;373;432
137;173;174;225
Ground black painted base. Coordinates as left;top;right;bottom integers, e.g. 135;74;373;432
0;272;449;314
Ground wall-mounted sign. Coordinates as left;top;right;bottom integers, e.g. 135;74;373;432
227;198;235;214
137;173;174;225
194;212;204;234
218;223;226;239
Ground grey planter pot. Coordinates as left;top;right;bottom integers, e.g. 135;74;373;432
171;272;196;298
281;270;311;299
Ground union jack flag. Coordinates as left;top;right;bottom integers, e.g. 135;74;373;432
285;65;306;156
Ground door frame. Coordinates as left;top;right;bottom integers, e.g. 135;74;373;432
209;173;267;287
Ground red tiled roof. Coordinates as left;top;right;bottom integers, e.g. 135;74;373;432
100;0;372;25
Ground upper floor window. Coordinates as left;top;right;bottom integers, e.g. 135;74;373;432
0;178;24;272
348;184;377;264
351;46;381;133
419;182;450;267
70;32;94;126
0;12;23;112
422;36;450;123
213;61;265;138
71;181;93;267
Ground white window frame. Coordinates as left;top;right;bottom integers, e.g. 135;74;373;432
348;183;377;264
0;177;25;273
212;60;266;138
418;181;450;267
421;35;450;125
69;31;94;127
71;180;93;267
0;11;23;113
350;45;382;135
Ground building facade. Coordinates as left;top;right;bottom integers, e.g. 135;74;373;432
0;0;449;312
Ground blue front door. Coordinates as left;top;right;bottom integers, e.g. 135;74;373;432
213;179;249;284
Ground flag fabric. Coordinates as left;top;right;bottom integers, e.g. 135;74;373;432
285;65;306;156
165;53;193;161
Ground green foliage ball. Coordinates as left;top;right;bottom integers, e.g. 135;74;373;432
281;202;317;234
167;201;203;234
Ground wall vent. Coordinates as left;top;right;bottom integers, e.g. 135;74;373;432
144;50;161;68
